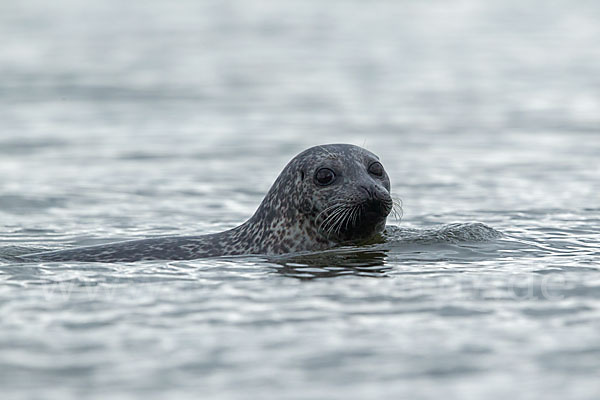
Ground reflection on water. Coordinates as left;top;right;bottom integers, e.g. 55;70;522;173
270;248;390;279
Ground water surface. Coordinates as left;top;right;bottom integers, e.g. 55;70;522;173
1;0;600;399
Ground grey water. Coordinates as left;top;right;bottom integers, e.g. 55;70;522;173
1;0;600;399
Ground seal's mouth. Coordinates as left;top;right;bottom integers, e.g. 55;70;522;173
317;198;392;243
362;198;393;220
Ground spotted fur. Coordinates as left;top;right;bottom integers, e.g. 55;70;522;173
19;144;393;262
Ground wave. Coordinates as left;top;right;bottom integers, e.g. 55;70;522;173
383;222;503;244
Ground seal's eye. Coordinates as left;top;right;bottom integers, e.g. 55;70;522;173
368;162;384;177
315;168;336;186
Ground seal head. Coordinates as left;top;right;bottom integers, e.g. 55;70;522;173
244;143;393;253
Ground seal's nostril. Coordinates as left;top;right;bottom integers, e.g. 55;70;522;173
360;185;373;199
371;186;380;201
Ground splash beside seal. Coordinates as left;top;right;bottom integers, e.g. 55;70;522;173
19;144;394;262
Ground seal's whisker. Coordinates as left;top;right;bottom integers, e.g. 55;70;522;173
388;200;398;220
317;207;344;233
336;208;352;237
316;204;340;221
343;206;356;232
319;205;349;236
338;211;352;237
328;207;350;238
350;205;360;228
318;145;336;159
390;195;403;222
322;213;342;234
358;205;363;228
351;206;359;227
316;201;353;220
319;212;337;235
328;213;341;238
329;205;354;238
316;201;354;220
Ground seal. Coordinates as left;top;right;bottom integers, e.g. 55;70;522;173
19;144;394;262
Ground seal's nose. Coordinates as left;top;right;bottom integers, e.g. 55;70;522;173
360;184;392;217
360;184;384;200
